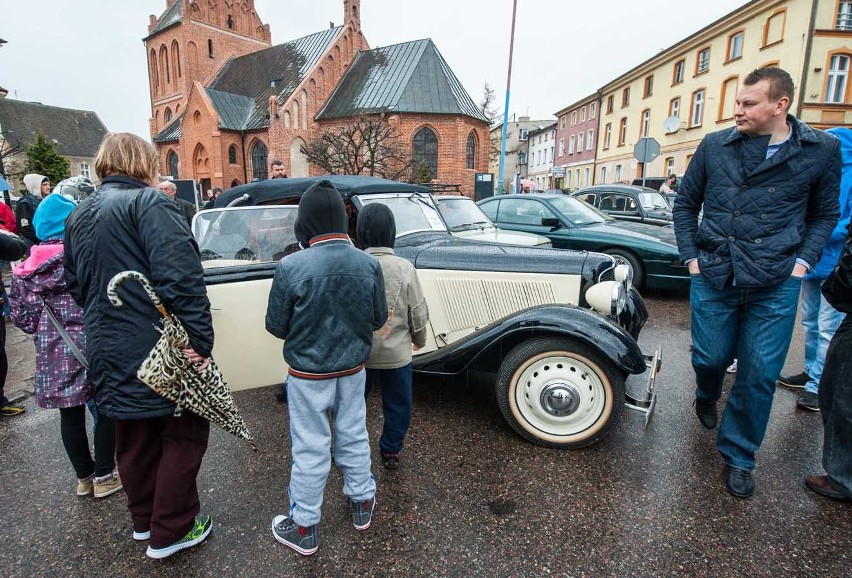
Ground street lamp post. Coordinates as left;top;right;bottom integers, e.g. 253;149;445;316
496;0;519;194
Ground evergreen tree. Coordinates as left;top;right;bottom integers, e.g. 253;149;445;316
24;133;71;185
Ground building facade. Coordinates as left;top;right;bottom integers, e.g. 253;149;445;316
594;0;852;185
553;94;598;191
145;0;489;194
489;116;556;192
526;122;557;190
0;90;108;192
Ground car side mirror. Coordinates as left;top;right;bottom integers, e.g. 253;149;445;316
541;217;561;228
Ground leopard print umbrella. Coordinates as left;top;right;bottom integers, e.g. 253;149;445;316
108;270;257;451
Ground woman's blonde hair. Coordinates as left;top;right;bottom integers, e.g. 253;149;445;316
95;133;160;183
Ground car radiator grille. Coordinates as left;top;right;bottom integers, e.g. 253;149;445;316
436;277;557;332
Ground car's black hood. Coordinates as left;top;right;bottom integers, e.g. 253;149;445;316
394;231;613;276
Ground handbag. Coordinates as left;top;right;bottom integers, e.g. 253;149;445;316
38;295;89;370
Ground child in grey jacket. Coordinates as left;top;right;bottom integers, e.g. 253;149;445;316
357;203;429;470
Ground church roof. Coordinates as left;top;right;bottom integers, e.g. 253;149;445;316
207;26;342;131
316;39;488;123
145;1;183;39
0;98;109;157
153;112;184;143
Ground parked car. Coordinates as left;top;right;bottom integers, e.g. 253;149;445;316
197;176;660;449
435;195;551;247
477;193;689;291
571;184;673;226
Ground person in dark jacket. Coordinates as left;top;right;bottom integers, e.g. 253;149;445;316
157;180;196;226
805;225;852;501
265;180;387;556
64;133;215;559
16;173;50;246
673;67;840;499
0;229;29;416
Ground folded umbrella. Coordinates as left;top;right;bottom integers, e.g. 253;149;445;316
107;270;257;451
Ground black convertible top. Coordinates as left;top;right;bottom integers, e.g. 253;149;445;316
215;175;430;208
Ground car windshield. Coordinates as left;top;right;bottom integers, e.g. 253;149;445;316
192;206;299;268
547;195;611;226
638;192;672;210
355;193;447;236
437;198;493;230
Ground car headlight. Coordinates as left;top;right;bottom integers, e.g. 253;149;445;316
613;263;633;288
585;281;626;317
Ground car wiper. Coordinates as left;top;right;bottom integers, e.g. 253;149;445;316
449;222;482;231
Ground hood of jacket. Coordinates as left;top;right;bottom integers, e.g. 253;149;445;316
23;173;48;197
357;202;396;249
12;241;65;295
294;180;347;247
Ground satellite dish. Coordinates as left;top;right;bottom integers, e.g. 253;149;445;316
663;116;681;134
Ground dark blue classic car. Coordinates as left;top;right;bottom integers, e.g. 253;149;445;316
196;177;660;448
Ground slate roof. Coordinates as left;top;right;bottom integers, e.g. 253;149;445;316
316;39;487;123
153;112;184;143
0;98;108;157
206;27;342;131
145;1;183;39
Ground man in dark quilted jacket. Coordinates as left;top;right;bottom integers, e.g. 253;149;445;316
673;67;840;499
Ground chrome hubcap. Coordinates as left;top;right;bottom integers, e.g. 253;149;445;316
540;382;580;416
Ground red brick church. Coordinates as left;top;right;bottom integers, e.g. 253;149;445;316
145;0;489;194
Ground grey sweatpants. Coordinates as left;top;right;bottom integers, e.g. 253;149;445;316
286;369;376;527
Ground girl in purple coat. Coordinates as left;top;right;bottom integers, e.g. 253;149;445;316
11;192;122;498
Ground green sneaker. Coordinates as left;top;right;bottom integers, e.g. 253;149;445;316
145;515;212;559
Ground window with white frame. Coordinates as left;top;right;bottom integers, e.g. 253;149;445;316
591;103;597;119
696;47;711;74
641;110;651;137
577;132;584;153
614;164;622;182
603;123;612;149
580;107;586;122
569;135;576;154
560;116;566;129
80;163;90;178
666;157;675;176
519;128;529;140
550;146;554;163
559;138;565;156
673;59;685;85
587;129;594;150
727;32;744;61
571;111;577;126
827;54;850;103
567;170;573;188
576;168;581;187
691;90;705;126
600;166;607;184
584;167;591;186
838;2;852;30
618;118;627;146
670;97;681;118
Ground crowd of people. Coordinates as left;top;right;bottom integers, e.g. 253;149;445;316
0;65;849;563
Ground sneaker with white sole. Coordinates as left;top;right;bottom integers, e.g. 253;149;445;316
76;475;94;496
93;470;123;498
726;359;738;374
132;530;151;541
271;515;318;555
146;515;212;559
349;497;375;531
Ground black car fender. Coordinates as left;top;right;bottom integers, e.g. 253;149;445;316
412;304;646;377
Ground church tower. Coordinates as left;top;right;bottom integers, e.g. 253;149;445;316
344;0;362;31
144;0;272;140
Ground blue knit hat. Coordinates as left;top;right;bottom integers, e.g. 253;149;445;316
33;192;77;241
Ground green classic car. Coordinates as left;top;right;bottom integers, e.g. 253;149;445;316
478;194;689;290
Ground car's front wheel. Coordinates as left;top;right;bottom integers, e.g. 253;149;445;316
495;337;625;448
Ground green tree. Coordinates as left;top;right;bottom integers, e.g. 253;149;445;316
24;133;70;185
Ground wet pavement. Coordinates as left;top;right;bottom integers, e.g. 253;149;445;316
1;289;850;577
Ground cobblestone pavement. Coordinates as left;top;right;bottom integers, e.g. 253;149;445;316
1;290;849;577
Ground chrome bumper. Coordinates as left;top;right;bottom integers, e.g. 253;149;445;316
625;346;661;428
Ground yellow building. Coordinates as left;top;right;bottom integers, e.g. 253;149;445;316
595;0;852;185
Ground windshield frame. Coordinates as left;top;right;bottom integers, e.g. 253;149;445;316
352;192;448;237
436;197;494;231
546;195;613;226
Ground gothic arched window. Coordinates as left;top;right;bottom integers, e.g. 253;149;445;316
412;127;438;179
228;144;238;164
466;132;477;169
251;140;268;181
165;107;173;122
166;150;179;179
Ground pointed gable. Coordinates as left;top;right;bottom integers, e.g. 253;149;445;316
145;1;183;39
316;39;487;123
206;27;342;131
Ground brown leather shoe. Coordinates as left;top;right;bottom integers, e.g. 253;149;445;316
805;475;852;501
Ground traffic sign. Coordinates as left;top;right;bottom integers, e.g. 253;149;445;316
633;137;661;164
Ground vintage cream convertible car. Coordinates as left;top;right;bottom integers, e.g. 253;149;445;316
193;176;660;449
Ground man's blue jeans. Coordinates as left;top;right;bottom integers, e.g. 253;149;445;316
819;315;852;496
365;365;413;455
691;275;803;470
801;278;844;394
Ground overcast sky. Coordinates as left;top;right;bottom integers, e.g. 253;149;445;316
2;0;750;139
